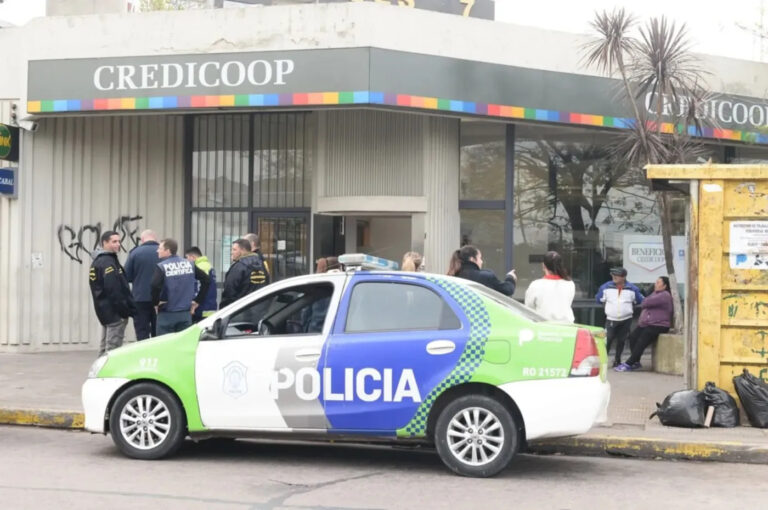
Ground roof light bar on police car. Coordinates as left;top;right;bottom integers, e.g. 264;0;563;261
338;253;399;271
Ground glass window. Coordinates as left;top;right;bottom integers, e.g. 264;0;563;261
460;121;506;200
460;209;506;278
345;282;461;333
192;115;250;208
253;113;312;208
189;112;314;285
733;146;768;163
225;283;334;337
190;211;248;277
513;124;685;314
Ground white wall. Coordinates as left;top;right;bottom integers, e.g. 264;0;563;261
0;115;184;351
0;2;765;117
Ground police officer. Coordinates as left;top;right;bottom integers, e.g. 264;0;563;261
151;238;210;336
184;246;217;322
89;230;136;356
220;238;268;308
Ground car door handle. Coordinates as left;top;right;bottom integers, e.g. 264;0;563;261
426;340;456;355
295;349;321;362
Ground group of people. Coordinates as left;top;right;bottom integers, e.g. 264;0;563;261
437;244;673;373
88;229;270;356
91;230;673;370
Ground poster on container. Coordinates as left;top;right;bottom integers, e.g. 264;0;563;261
622;235;687;284
729;221;768;269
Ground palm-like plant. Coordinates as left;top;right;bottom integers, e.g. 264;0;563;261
583;9;715;331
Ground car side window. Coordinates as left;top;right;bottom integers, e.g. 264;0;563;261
344;282;461;333
225;283;334;338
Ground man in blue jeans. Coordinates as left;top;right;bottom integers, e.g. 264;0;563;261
125;230;160;340
151;238;210;336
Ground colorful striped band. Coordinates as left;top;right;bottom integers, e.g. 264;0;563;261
27;91;768;144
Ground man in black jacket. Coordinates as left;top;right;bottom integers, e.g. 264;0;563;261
454;245;517;296
89;231;136;356
220;238;269;309
244;232;272;283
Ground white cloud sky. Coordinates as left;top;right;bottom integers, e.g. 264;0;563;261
495;0;767;63
1;0;766;62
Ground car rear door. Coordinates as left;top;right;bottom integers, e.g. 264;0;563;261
319;273;469;434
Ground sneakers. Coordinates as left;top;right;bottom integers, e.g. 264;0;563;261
614;362;632;372
612;360;620;368
614;362;642;372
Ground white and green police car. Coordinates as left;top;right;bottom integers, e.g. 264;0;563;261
83;254;610;477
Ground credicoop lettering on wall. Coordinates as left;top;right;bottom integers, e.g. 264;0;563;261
93;59;295;91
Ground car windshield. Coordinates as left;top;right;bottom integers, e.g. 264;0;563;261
460;280;547;322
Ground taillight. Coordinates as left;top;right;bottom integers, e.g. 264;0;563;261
570;328;600;377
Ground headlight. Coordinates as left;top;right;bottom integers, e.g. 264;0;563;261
88;355;108;378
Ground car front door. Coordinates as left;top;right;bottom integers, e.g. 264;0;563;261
320;274;468;434
195;275;343;431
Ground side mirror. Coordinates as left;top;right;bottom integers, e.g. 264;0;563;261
200;318;223;340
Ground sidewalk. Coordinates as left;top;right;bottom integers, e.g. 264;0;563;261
2;350;768;464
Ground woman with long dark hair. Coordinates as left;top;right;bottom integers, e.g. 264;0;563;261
524;251;575;323
450;245;516;296
615;276;673;372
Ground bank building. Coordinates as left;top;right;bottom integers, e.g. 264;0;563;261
0;0;766;351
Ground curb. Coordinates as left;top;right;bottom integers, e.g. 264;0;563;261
529;435;768;464
2;408;766;465
0;408;84;429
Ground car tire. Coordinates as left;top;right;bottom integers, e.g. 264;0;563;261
109;382;186;460
434;394;518;478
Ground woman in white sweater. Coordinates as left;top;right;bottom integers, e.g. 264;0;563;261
524;251;575;323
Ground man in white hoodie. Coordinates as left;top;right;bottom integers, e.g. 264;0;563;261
596;267;645;367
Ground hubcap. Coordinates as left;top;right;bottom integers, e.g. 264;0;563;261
119;395;171;450
447;407;504;466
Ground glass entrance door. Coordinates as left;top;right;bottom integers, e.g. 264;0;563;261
252;213;310;281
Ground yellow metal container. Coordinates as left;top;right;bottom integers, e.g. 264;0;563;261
647;164;768;395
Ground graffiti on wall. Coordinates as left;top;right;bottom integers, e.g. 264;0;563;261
57;215;143;264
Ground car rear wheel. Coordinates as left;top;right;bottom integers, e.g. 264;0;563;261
434;394;518;477
109;383;186;460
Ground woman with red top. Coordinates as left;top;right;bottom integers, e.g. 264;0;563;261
615;276;673;372
524;251;575;323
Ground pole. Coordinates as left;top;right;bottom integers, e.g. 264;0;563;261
685;179;699;389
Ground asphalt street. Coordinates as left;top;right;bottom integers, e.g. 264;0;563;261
1;426;767;510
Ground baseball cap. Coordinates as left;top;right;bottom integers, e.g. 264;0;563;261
610;267;627;277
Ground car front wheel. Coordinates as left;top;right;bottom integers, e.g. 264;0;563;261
434;394;518;477
109;383;186;460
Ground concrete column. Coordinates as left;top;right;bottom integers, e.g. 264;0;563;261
422;117;460;275
344;216;357;254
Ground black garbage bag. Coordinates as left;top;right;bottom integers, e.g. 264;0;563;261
733;369;768;428
703;381;740;427
649;389;706;427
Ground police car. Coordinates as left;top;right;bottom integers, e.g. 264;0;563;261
82;254;610;478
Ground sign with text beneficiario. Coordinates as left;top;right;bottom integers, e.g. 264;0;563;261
623;235;687;284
